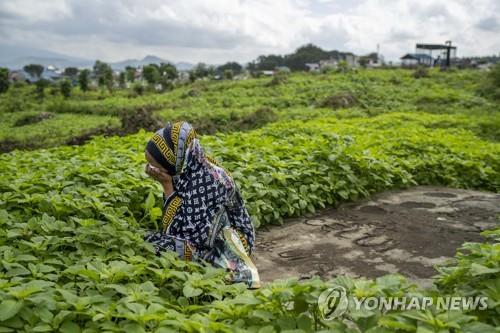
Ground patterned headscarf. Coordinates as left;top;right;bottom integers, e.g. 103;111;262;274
146;121;196;177
145;121;255;254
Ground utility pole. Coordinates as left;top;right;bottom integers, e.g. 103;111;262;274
445;41;452;67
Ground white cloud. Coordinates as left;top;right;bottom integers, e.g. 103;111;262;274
0;0;71;21
0;0;499;64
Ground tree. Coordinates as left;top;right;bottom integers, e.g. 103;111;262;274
103;68;114;93
336;60;349;73
189;63;212;82
125;66;136;82
60;79;72;98
358;52;378;68
78;69;90;92
251;43;352;72
64;67;79;77
132;82;145;96
119;72;126;88
246;61;256;71
157;63;178;91
159;63;178;80
35;79;50;99
143;64;160;86
223;69;234;80
217;62;242;75
194;63;209;78
358;57;369;68
207;65;216;77
23;64;44;79
93;60;114;92
103;67;114;93
255;55;285;71
0;67;9;94
188;72;197;83
284;44;328;71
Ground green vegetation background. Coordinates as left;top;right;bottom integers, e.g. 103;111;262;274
0;68;499;332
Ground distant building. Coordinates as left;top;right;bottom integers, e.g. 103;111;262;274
400;53;434;67
363;52;385;68
416;42;457;67
477;63;494;71
260;70;274;76
177;71;190;82
305;63;320;71
8;66;63;83
41;66;62;81
453;55;499;69
401;42;457;68
275;66;291;73
343;53;358;67
305;60;337;72
319;58;338;68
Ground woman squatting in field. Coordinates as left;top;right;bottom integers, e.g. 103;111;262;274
143;121;261;289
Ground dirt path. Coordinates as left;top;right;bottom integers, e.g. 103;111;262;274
252;186;500;288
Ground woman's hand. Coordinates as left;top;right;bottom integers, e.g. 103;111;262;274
145;163;171;183
145;164;175;196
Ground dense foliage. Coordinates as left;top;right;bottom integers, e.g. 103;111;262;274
478;63;500;101
0;67;499;331
1;68;498;151
0;68;9;94
1;108;499;331
249;44;354;71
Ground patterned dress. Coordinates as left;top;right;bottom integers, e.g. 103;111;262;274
144;121;261;289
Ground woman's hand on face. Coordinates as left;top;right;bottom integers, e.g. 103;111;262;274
145;163;172;185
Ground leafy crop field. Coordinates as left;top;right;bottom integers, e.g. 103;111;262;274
0;68;499;332
1;69;498;151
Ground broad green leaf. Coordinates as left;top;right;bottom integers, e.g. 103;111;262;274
0;300;23;321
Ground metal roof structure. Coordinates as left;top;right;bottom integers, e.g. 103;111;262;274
415;41;457;67
416;43;457;51
401;53;433;60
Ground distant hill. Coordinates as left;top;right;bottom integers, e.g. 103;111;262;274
0;44;93;69
0;44;194;71
110;55;194;70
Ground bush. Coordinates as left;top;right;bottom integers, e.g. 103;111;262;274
336;60;349;73
2;95;29;112
267;70;289;86
119;106;163;133
78;69;90;92
34;79;50;99
224;69;234;80
0;112;498;331
0;67;9;94
413;66;429;79
132;82;145;96
14;112;54;126
320;65;335;74
477;63;500;100
12;80;27;89
318;91;358;109
60;79;72;98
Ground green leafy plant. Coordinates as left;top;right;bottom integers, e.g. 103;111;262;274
0;68;499;331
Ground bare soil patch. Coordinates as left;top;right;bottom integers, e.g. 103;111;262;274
252;186;500;287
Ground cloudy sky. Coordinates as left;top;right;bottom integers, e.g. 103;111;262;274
0;0;499;64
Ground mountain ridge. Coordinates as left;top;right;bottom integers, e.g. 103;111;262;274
0;45;195;71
